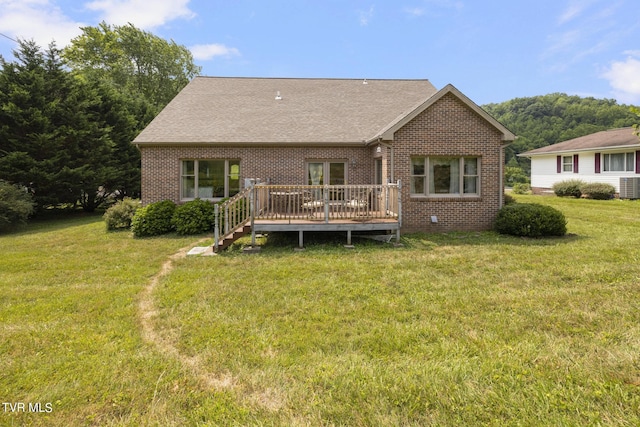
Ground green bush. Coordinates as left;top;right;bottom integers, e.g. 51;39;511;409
0;180;35;230
495;203;567;237
103;198;140;231
553;179;585;198
504;193;516;205
131;200;176;237
512;183;531;195
505;166;530;186
172;199;215;235
579;182;615;200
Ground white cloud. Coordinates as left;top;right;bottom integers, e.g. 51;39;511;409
0;0;85;49
358;5;374;26
557;2;585;25
404;7;425;17
189;43;240;61
84;0;195;29
602;52;640;104
403;0;463;18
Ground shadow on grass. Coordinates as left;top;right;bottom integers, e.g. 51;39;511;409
230;231;398;254
403;230;585;249
250;230;586;253
0;211;104;237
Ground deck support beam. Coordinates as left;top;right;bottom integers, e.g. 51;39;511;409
298;230;304;249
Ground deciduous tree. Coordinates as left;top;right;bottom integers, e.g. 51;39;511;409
63;22;201;109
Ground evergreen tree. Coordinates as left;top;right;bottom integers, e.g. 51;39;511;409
0;40;119;211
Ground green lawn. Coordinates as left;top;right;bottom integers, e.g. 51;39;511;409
1;196;639;426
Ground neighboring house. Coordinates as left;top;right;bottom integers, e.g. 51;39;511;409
519;128;640;196
133;76;515;236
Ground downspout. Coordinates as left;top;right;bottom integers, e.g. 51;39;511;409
499;142;510;207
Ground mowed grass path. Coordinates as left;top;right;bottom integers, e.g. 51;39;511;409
1;196;640;425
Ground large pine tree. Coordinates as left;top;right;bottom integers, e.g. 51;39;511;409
0;41;120;211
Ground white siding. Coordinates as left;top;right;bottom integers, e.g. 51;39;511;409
529;151;638;192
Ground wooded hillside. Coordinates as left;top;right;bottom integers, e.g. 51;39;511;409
482;94;639;172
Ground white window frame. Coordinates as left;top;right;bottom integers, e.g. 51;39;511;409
410;156;480;197
603;152;635;172
180;159;240;201
562;155;573;172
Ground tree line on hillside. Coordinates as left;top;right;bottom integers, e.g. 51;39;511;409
0;22;200;221
483;94;639;175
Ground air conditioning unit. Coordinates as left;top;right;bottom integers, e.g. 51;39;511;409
619;177;640;199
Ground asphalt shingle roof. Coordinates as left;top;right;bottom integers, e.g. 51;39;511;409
520;127;640;156
133;77;439;145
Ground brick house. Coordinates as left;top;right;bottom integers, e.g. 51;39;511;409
133;77;515;236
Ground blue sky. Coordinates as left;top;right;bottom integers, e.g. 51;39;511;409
1;0;639;106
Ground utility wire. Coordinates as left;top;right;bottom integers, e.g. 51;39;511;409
0;32;18;43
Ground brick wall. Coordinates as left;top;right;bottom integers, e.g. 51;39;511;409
392;92;505;232
140;145;373;205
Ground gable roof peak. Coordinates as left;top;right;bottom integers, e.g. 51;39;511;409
375;83;516;142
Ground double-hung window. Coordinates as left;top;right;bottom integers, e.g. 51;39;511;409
181;160;240;200
603;152;635;172
411;156;480;196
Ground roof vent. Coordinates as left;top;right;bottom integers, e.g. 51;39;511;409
275;91;282;100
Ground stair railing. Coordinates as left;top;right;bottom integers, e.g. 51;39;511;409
214;186;253;252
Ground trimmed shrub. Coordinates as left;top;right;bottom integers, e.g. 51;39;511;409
512;183;531;195
131;200;176;237
0;180;35;230
579;182;615;200
504;193;516;205
553;179;585;198
103;198;140;231
172;198;215;235
495;203;567;237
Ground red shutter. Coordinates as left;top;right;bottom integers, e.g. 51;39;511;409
573;154;579;173
636;151;640;174
557;156;561;173
595;153;601;173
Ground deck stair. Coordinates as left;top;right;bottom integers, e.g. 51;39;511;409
213;186;253;253
215;223;251;252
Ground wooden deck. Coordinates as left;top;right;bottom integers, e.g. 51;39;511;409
214;182;401;251
254;217;399;231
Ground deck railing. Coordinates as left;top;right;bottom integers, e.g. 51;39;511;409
253;182;400;222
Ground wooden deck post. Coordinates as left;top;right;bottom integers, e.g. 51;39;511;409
250;185;256;246
396;179;402;243
298;230;304;249
224;204;229;235
385;179;390;215
214;204;219;252
323;185;329;223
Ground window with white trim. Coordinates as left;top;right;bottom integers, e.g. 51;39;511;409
603;152;635;172
181;160;240;200
410;156;480;196
562;156;573;172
